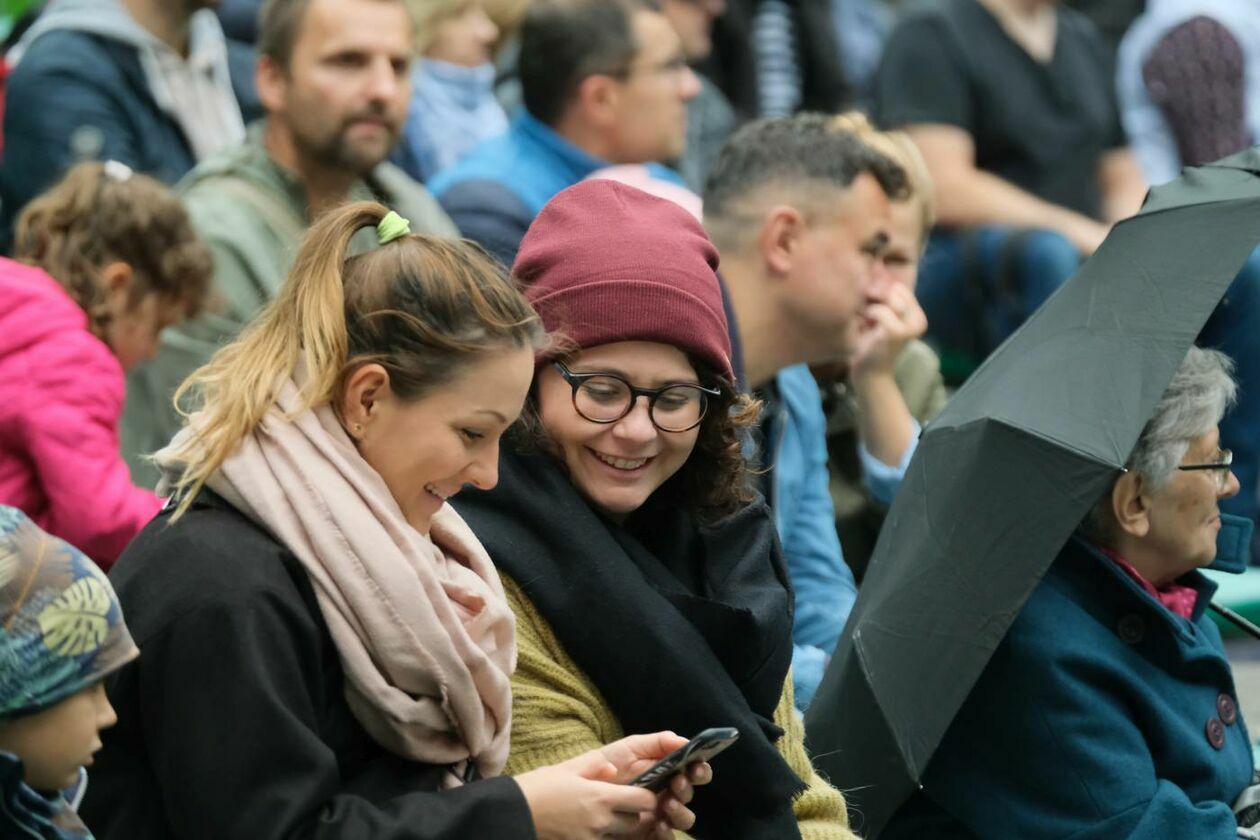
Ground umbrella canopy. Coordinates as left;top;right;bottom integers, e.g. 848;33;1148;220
803;150;1260;837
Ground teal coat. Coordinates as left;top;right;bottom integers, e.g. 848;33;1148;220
885;536;1255;839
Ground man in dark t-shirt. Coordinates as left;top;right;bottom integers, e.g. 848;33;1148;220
877;0;1260;560
874;0;1146;359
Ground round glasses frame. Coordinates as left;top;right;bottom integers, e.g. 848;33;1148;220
552;362;721;433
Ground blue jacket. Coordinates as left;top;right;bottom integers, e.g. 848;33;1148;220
769;364;915;709
0;28;260;251
428;112;684;267
885;536;1255;839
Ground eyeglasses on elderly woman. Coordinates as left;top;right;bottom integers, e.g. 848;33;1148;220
1177;448;1234;491
552;361;721;433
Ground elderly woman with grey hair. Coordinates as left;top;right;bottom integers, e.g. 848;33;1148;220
885;346;1259;839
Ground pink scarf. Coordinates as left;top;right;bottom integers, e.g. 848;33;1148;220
158;379;515;781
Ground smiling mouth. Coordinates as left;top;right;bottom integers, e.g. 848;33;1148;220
425;483;453;502
589;449;653;471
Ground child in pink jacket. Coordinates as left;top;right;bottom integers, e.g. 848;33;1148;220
0;162;211;568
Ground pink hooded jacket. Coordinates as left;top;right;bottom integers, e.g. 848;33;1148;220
0;258;161;568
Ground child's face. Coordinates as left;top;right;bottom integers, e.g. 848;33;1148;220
0;683;117;792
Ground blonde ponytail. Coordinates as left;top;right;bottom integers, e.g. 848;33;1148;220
167;201;543;519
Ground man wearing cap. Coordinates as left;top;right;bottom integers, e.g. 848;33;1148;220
428;0;701;267
702;114;914;710
119;0;456;486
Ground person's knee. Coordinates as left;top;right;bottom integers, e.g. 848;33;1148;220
1015;229;1079;308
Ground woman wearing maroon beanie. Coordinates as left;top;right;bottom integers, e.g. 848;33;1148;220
453;181;855;840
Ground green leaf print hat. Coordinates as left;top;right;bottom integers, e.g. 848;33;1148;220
0;506;138;718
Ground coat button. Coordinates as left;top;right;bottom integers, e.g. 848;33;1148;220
1218;694;1238;726
1117;614;1145;644
1206;717;1227;750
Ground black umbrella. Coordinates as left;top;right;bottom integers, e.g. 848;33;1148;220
803;150;1260;837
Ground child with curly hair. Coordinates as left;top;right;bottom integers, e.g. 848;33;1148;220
0;161;212;568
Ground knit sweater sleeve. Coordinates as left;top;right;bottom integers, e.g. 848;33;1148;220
503;576;856;839
502;573;627;776
774;674;860;839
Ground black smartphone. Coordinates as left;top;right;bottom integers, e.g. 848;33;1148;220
629;727;740;791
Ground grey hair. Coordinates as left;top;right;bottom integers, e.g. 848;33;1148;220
1080;346;1236;538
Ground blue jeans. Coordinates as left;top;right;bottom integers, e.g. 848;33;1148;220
919;228;1260;562
917;226;1080;358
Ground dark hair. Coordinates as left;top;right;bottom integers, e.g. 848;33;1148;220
259;0;413;72
14;162;212;336
169;201;545;517
702;113;911;237
519;0;660;126
516;356;761;519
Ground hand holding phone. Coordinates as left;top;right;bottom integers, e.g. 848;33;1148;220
629;727;739;791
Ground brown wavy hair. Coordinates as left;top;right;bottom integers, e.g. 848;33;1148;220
13;162;212;338
168;200;546;518
516;354;762;520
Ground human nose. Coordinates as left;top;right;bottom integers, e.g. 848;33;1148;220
678;64;701;100
1221;468;1240;499
474;8;499;44
465;442;501;491
612;395;658;442
97;690;118;730
366;57;403;102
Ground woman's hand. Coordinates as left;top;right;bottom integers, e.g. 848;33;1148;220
515;732;713;839
597;732;713;837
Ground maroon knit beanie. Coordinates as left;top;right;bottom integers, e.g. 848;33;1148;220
513;180;735;384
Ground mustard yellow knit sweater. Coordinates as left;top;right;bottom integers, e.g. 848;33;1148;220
502;575;859;840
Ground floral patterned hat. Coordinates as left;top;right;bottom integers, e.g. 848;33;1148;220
0;506;138;718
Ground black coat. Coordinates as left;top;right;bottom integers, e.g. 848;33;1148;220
81;491;535;840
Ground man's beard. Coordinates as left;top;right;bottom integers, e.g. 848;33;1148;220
299;113;398;177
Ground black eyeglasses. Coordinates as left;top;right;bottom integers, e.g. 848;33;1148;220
553;362;720;433
1178;448;1234;491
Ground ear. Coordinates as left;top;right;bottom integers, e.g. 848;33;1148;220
1111;471;1152;539
573;74;620;130
339;363;392;437
99;261;134;296
256;54;287;115
757;206;804;277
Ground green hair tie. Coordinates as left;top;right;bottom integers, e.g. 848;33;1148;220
376;210;411;245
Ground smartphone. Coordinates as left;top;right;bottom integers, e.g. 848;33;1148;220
629;727;740;791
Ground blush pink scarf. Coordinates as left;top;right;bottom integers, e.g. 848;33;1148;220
157;378;515;781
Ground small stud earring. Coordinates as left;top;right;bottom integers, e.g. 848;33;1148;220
353;423;363;435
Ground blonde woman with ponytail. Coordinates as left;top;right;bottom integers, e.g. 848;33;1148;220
81;201;710;840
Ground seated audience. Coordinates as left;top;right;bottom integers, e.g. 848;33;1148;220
884;347;1257;838
660;0;735;192
815;112;949;580
0;505;138;840
1116;0;1260;563
702;113;917;709
874;0;1146;360
120;0;458;487
701;0;847;122
83;201;708;839
876;0;1260;553
394;0;508;183
0;0;258;249
0;162;211;568
455;180;856;839
428;0;700;266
